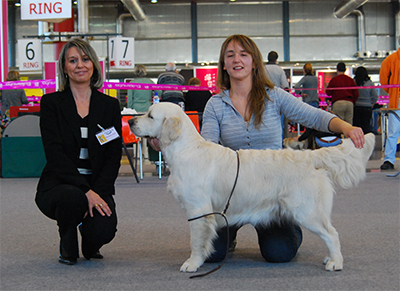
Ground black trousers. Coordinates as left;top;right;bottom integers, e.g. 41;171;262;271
206;221;303;263
353;106;372;134
35;184;117;259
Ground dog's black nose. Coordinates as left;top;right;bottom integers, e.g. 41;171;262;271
128;118;136;126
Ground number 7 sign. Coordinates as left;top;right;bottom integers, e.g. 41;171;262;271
108;37;135;69
18;38;42;71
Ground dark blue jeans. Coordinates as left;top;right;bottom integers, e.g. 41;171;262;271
206;221;303;263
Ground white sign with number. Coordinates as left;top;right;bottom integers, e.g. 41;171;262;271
20;0;71;23
18;39;42;71
109;37;135;69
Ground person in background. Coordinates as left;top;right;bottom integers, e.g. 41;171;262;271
0;70;29;121
127;65;158;113
157;62;185;105
353;66;379;134
326;62;359;125
265;51;290;137
264;51;289;90
35;38;122;265
379;36;400;170
294;63;320;108
184;77;212;128
200;34;365;265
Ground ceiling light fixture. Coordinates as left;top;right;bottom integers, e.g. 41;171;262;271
151;0;157;3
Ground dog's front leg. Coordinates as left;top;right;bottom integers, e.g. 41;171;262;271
180;216;217;273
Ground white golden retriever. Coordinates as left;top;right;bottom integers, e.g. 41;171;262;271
129;103;375;273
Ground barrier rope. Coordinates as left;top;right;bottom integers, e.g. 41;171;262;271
0;79;396;105
0;79;399;91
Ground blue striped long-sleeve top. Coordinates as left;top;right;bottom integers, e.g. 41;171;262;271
201;87;336;150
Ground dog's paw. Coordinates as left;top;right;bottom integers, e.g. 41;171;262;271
323;257;343;271
180;258;201;273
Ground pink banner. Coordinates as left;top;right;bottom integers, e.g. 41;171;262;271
1;0;9;82
0;80;216;91
0;79;394;105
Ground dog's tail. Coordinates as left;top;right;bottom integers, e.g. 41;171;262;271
310;133;375;189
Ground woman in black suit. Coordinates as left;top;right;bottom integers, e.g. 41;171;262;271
35;39;122;265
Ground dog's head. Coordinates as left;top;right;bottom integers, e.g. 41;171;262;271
129;103;186;146
283;137;305;150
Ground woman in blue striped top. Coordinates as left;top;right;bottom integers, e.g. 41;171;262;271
201;34;366;264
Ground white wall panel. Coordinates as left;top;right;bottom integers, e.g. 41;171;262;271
135;39;192;64
123;4;191;39
197;3;283;37
290;2;356;36
290;36;358;61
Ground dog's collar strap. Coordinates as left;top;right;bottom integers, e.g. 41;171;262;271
187;151;240;279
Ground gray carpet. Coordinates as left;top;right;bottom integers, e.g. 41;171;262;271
1;169;399;290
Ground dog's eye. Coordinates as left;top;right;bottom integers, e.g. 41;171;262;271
148;113;153;119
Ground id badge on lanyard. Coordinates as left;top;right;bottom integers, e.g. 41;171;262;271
96;124;120;145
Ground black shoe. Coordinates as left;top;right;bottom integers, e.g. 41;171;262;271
380;161;394;170
82;241;103;260
91;250;104;259
58;254;77;265
59;244;77;265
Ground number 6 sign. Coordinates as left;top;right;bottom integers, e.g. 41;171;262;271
109;37;135;69
18;39;42;71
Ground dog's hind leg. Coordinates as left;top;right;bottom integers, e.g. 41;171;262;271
180;214;217;273
300;215;343;271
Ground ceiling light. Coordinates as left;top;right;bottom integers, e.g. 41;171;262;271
151;0;157;3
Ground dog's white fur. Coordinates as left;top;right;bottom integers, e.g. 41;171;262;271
130;103;375;273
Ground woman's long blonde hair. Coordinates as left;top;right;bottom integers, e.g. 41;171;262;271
217;34;275;127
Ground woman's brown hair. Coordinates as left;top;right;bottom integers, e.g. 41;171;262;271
6;70;20;81
217;34;274;127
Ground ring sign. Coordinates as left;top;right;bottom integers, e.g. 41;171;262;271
18;39;42;71
109;37;134;69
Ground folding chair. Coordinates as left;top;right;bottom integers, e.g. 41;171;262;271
185;111;200;133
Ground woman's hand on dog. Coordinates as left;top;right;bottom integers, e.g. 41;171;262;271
343;127;365;149
329;117;365;149
85;190;112;218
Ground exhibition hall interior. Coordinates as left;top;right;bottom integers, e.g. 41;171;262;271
0;1;399;290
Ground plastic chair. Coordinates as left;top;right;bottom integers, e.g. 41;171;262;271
121;116;142;182
185;111;200;133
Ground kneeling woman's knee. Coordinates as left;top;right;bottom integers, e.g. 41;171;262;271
259;240;299;263
257;222;303;263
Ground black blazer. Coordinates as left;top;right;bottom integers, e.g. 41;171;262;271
37;87;122;196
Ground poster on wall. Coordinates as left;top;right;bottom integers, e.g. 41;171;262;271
194;66;219;94
18;38;42;71
108;37;135;69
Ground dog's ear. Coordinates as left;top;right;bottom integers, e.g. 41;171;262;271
160;116;181;145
